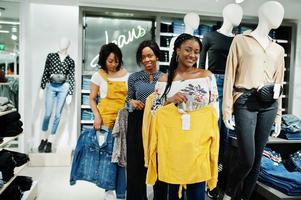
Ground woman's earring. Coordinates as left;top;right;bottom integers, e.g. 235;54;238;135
176;55;179;62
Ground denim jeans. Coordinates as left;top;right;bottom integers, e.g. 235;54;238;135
215;74;229;163
225;92;278;200
42;83;69;135
281;114;301;133
259;156;301;195
168;182;205;200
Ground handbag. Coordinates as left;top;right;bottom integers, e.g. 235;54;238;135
50;74;66;84
256;84;283;103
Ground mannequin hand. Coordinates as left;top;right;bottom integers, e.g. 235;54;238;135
166;92;187;105
223;118;235;130
130;99;145;110
65;95;72;105
272;123;281;137
39;88;44;99
93;116;102;130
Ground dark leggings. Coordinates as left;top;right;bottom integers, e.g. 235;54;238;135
168;182;205;200
126;110;167;200
225;93;278;200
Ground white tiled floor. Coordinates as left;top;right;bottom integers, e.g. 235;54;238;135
20;166;211;200
21;166;106;200
20;166;154;200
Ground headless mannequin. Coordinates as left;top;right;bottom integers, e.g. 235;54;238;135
223;2;285;200
202;3;243;70
218;4;243;37
223;1;284;136
39;37;72;105
169;13;200;63
39;37;73;147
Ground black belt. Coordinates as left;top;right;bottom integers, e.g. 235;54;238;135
234;87;257;93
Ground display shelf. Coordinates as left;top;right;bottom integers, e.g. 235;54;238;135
0;162;28;194
159;61;169;66
0;133;22;148
229;136;300;147
0;108;17;117
21;180;38;200
256;181;301;200
81;105;91;109
81;89;90;94
81;120;93;124
160;47;170;51
267;136;301;144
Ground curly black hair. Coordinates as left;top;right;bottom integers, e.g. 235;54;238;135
136;40;160;66
98;43;123;72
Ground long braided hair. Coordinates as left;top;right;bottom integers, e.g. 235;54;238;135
160;33;202;101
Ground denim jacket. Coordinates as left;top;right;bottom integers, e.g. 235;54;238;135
70;127;126;198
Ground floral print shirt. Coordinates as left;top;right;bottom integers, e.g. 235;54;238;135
153;74;219;117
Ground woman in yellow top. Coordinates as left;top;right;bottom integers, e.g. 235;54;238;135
89;43;129;199
152;33;219;200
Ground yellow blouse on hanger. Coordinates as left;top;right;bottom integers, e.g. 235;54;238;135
145;104;219;192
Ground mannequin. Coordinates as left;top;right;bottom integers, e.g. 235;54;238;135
199;4;243;198
222;1;285;199
168;13;200;63
38;37;75;153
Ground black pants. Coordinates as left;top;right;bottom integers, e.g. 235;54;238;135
225;93;278;200
126;110;167;200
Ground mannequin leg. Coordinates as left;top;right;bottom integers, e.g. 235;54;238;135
50;83;69;135
41;84;56;132
240;102;277;199
224;95;258;197
39;84;55;152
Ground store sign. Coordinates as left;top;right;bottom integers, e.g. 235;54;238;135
90;25;146;68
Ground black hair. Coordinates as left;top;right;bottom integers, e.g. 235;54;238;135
161;33;202;101
98;43;123;72
136;40;161;66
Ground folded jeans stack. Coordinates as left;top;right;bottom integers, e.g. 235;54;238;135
259;149;301;196
279;114;301;140
82;78;91;90
81;110;94;121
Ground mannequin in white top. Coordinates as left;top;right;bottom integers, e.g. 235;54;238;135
39;37;72;105
169;13;200;63
222;2;285;200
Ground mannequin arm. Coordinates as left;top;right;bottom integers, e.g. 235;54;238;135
271;123;281;137
39;88;44;99
223;117;235;130
66;95;72;105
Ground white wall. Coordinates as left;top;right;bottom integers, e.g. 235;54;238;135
292;22;301;117
20;2;79;151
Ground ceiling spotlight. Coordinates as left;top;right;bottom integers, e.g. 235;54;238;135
11;34;17;40
235;0;245;3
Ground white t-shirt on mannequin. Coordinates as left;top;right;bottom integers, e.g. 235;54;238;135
223;1;285;135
